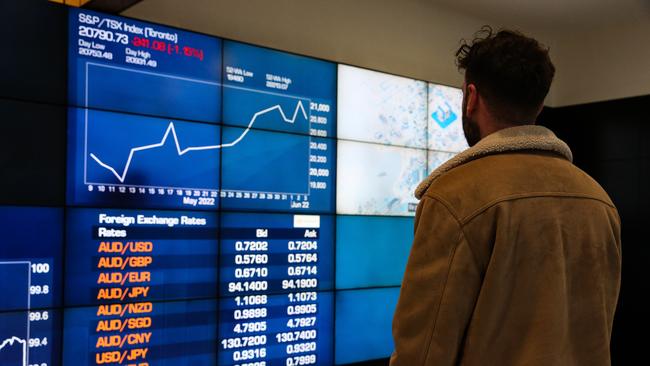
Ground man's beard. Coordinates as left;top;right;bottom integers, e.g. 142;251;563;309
462;94;481;147
462;115;481;147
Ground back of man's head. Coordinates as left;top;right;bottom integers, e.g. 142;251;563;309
456;26;555;125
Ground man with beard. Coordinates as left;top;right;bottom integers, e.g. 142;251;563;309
391;27;621;366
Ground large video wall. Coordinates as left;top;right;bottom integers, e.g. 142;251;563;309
0;4;466;366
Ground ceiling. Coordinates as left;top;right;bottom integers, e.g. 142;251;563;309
431;0;650;30
121;0;650;32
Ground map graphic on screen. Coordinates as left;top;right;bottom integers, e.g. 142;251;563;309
428;150;456;173
337;65;428;148
337;140;427;216
427;83;469;152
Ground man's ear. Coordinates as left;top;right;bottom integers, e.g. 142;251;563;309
466;83;478;117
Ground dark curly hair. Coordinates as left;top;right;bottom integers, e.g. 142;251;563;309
456;26;555;124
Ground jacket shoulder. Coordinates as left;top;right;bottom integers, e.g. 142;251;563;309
423;152;616;222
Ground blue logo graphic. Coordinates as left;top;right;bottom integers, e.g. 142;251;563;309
432;101;457;128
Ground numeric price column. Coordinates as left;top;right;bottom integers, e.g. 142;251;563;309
219;213;334;366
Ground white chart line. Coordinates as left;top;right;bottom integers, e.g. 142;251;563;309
0;337;27;366
0;261;31;366
89;101;309;183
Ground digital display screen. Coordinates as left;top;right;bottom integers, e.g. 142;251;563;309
68;11;222;122
68;108;222;210
336;215;413;289
220;41;336;213
64;208;219;306
63;300;218;365
0;207;63;366
0;4;469;365
218;213;334;365
335;288;400;364
0;309;61;366
336;140;427;216
337;65;428;148
220;128;335;213
428;83;468;153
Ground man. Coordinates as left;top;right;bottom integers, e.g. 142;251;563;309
391;27;621;365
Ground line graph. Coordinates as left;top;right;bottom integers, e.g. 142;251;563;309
0;262;30;366
89;101;308;183
0;337;27;366
67;49;335;211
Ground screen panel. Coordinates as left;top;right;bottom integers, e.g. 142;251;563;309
336;140;426;216
336;215;413;289
0;309;61;366
218;213;334;365
428;150;456;173
335;287;400;364
62;300;218;365
68;8;222;123
337;65;428;148
64;208;219;307
0;206;63;310
67;108;221;210
222;40;336;138
0;99;66;206
219;212;334;296
427;83;468;153
0;206;63;366
220;127;335;213
218;292;334;365
0;1;66;104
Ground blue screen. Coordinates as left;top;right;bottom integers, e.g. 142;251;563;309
335;287;400;364
219;292;334;365
220;41;336;213
0;206;63;310
0;309;61;366
218;213;334;364
69;9;221;123
222;40;336;138
67;108;221;210
63;300;217;365
219;212;334;295
220;128;335;213
65;208;219;307
336;215;413;289
0;206;63;366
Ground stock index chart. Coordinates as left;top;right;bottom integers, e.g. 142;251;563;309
67;9;223;210
61;7;339;366
221;41;336;213
0;207;62;366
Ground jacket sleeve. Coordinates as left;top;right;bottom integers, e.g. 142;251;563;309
390;195;483;365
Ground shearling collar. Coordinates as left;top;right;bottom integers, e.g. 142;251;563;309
415;125;573;199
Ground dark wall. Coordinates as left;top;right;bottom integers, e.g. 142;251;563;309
0;1;68;206
539;96;650;365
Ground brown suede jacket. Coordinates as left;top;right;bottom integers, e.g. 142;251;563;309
391;125;621;366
